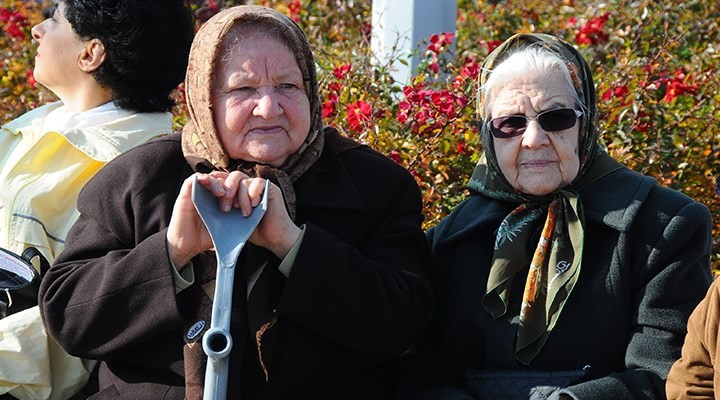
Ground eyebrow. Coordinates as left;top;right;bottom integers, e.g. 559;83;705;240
274;70;304;82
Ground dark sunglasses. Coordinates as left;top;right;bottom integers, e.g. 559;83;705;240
488;108;582;139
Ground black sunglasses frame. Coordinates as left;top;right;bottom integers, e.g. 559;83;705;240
488;108;583;139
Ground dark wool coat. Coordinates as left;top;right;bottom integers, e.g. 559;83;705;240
39;132;434;400
404;166;712;400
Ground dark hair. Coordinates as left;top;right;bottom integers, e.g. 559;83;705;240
62;0;195;112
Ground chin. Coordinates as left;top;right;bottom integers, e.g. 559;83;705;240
244;154;286;168
518;184;560;197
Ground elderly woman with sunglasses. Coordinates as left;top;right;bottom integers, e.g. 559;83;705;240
400;33;713;400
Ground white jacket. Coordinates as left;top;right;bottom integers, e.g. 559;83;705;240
0;101;172;400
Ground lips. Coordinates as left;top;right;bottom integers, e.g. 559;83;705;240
520;159;556;168
249;126;284;135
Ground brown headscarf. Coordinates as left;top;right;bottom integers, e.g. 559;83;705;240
181;5;325;220
179;6;331;398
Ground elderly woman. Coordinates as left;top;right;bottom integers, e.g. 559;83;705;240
401;34;712;400
39;5;434;400
0;0;193;398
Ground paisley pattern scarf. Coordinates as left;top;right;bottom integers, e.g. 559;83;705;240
467;33;623;365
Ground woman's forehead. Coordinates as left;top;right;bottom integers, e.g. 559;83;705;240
491;72;575;109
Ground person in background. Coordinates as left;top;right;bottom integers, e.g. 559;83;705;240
399;33;712;400
0;0;194;398
39;5;434;400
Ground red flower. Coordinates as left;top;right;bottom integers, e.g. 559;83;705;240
345;100;372;133
485;40;503;54
404;85;426;103
601;84;630;104
413;110;429;126
427;32;455;54
431;90;452;109
388;150;403;164
456;142;468;155
1;8;27;39
333;64;351;80
322;93;338;119
328;82;342;93
634;110;652;133
396;111;409;124
663;80;698;103
647;69;700;103
396;101;411;124
461;58;480;79
206;0;219;11
26;70;36;88
0;9;10;22
398;101;412;112
575;13;610;45
6;23;23;39
288;0;301;22
322;101;335;118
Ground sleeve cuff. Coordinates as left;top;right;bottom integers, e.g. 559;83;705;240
278;224;306;278
169;253;195;294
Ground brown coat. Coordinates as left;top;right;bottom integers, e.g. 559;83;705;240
667;277;720;399
39;132;434;400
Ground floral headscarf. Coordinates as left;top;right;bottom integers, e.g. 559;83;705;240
181;5;325;220
468;33;623;365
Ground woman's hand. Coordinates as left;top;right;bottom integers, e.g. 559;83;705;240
165;172;226;268
166;171;301;269
221;171;301;259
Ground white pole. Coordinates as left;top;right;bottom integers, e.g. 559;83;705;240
371;0;457;86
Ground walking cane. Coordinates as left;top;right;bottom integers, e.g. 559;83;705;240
192;176;269;400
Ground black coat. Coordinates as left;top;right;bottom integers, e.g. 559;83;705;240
39;132;434;399
404;166;712;399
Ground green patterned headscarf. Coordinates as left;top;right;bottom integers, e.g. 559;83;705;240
468;33;623;365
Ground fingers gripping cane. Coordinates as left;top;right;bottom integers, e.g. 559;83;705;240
192;177;269;400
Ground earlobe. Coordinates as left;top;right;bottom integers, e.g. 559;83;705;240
78;39;107;73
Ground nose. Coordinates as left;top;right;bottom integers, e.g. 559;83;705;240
521;119;550;148
31;20;46;41
252;88;283;119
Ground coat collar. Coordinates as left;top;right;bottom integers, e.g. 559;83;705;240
2;102;172;162
293;143;365;212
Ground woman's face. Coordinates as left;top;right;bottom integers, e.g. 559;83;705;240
31;3;87;94
490;70;580;196
212;35;311;167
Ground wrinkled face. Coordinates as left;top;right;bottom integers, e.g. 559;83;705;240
31;2;87;92
212;35;311;167
490;70;580;196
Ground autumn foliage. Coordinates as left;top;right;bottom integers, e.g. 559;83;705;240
2;0;719;269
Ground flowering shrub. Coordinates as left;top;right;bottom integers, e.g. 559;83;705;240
3;0;720;269
0;0;52;122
